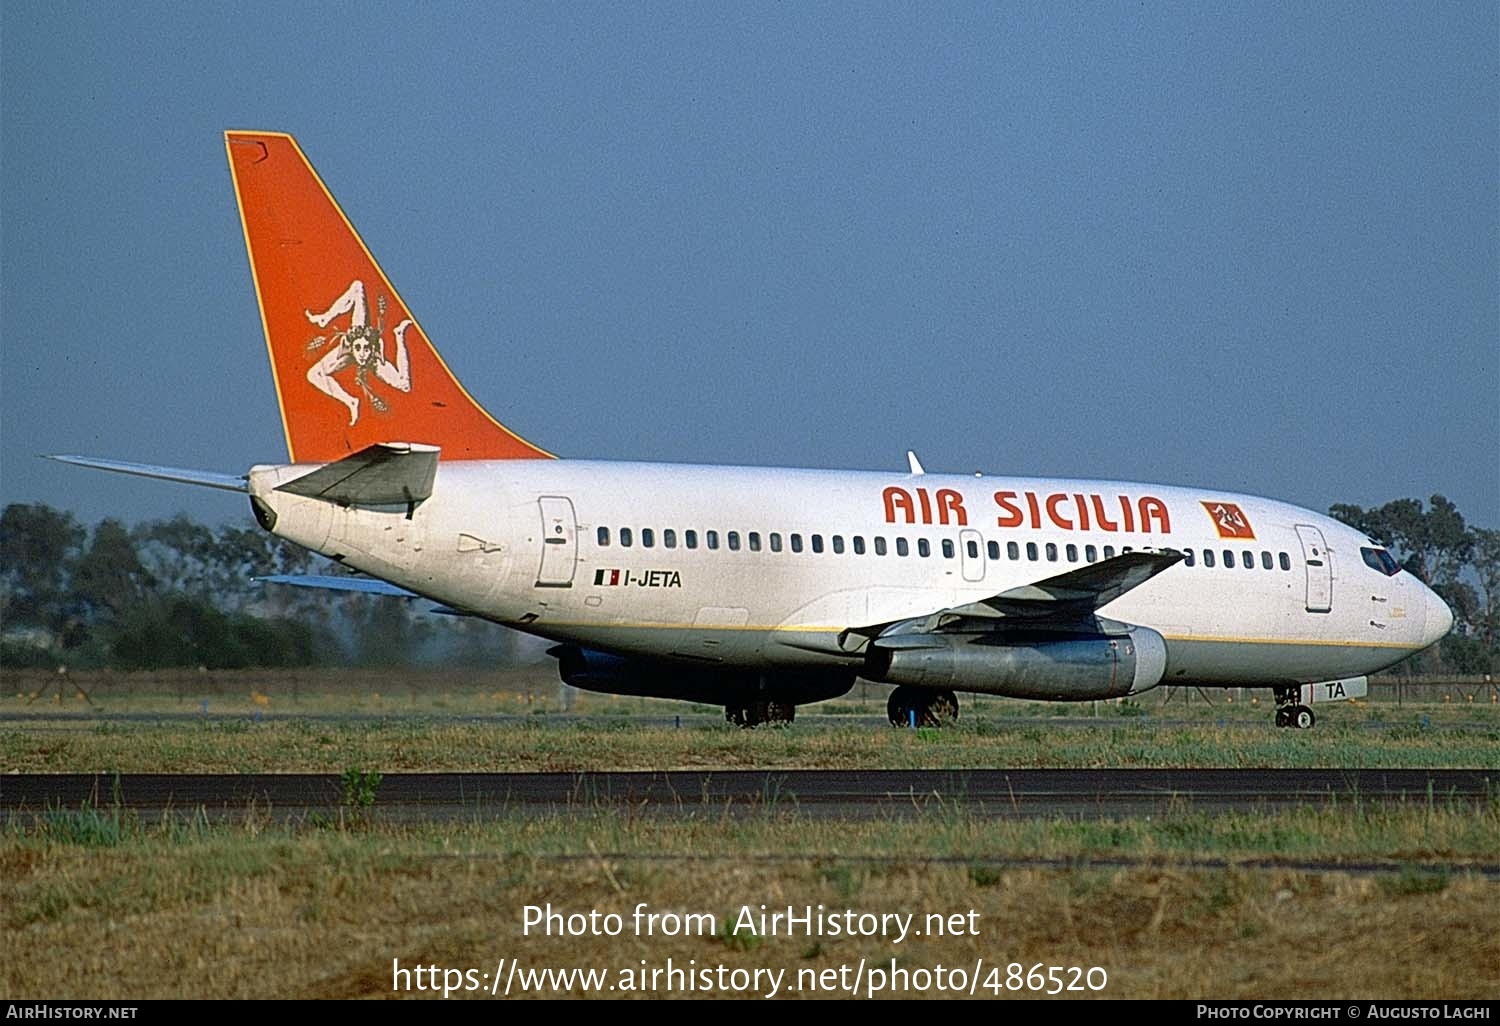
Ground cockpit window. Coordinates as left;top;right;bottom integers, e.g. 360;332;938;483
1360;546;1401;576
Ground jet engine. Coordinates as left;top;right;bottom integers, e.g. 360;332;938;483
862;627;1168;701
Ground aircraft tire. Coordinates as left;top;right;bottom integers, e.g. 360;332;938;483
887;686;959;728
1293;705;1315;729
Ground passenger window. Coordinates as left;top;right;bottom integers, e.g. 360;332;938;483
1103;546;1115;559
620;527;633;548
853;536;866;555
967;540;980;559
896;538;910;556
1026;542;1039;561
642;528;654;548
942;539;955;559
685;529;698;550
1045;542;1058;562
917;538;930;557
1222;549;1233;568
874;537;887;556
832;535;845;554
727;531;740;551
1122;545;1133;553
1279;552;1291;571
706;530;719;550
1065;543;1078;562
597;527;610;546
791;534;804;553
1085;544;1098;562
987;540;999;560
1007;541;1020;560
1183;548;1195;567
1261;551;1273;570
1203;549;1215;567
1243;550;1255;569
770;532;782;552
664;528;677;549
748;532;761;552
811;534;824;553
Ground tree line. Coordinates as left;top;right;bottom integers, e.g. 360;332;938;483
1329;495;1498;674
1;496;1495;673
0;504;520;670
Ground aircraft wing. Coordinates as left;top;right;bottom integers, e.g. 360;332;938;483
944;550;1184;620
47;455;247;492
841;550;1184;650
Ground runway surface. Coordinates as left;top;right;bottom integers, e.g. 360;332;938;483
3;768;1492;820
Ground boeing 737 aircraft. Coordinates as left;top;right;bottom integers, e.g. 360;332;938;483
54;131;1453;728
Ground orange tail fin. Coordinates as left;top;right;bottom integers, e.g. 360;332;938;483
226;131;552;463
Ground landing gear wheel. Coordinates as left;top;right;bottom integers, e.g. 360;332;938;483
726;700;796;728
1272;685;1306;729
887;686;960;728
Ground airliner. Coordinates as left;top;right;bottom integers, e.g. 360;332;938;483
54;131;1452;729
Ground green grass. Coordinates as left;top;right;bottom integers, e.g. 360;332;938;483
5;708;1497;772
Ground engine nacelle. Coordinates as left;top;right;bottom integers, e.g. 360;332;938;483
552;646;854;706
863;628;1167;701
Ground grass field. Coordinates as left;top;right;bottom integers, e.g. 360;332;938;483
5;669;1499;772
4;800;1498;999
5;668;1497;1000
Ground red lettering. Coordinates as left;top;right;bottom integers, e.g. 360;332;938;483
917;487;933;525
994;491;1023;528
1045;493;1074;530
883;486;915;524
1025;492;1042;530
1119;495;1135;532
935;489;968;527
1091;494;1119;532
1139;496;1170;534
1073;493;1091;530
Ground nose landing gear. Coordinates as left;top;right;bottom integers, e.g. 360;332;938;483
1273;685;1315;729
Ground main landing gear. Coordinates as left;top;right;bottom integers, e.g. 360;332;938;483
887;686;960;728
726;700;796;728
1273;685;1315;729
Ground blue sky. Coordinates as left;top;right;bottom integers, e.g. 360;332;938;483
3;3;1496;530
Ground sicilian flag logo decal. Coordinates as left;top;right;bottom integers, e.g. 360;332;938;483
1201;501;1255;540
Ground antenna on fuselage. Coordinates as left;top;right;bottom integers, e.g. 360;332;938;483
906;450;926;475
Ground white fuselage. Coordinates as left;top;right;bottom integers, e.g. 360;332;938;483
248;459;1448;691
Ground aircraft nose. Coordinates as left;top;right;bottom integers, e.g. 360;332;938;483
1421;586;1453;649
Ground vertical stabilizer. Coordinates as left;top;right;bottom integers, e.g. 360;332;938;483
225;131;553;463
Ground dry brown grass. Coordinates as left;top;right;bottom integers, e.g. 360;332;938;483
4;805;1498;1000
5;836;1495;999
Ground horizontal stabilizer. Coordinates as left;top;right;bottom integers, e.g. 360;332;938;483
257;573;466;616
47;455;246;492
256;574;419;598
274;442;439;506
